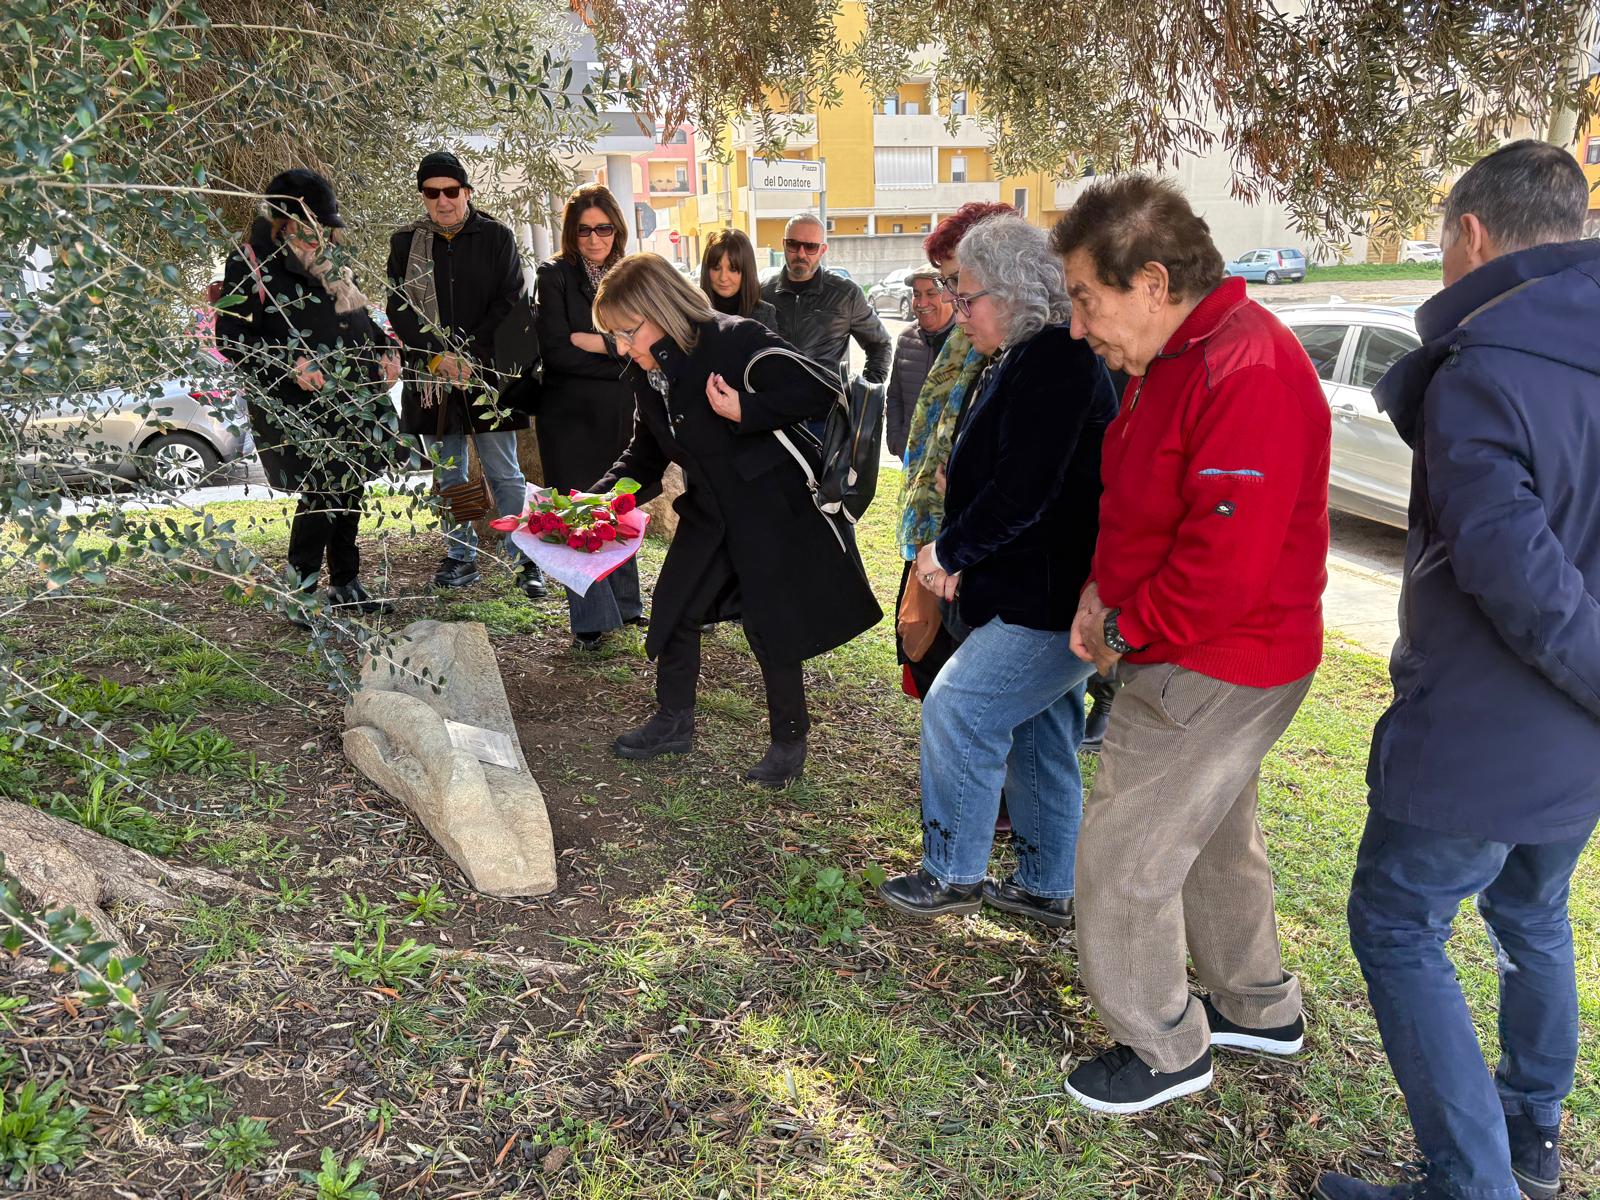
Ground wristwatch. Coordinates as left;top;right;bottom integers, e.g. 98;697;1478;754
1103;608;1144;656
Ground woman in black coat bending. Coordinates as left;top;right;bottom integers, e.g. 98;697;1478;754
590;253;882;787
534;183;643;649
214;168;400;619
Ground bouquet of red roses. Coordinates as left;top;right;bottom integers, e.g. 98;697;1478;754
490;479;642;551
492;480;651;597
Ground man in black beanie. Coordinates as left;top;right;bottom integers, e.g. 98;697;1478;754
386;151;547;598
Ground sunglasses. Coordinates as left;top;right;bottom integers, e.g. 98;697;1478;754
951;288;992;318
578;223;616;239
421;185;468;200
784;238;823;254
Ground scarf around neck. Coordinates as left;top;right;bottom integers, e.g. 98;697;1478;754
402;213;472;409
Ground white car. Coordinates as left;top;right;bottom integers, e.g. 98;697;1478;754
1277;303;1427;528
1400;240;1443;264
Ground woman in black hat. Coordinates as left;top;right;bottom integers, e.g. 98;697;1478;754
214;168;401;620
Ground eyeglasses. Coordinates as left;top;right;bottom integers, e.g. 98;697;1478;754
577;223;616;239
611;318;647;347
937;272;960;293
784;238;823;254
421;185;467;200
950;288;992;317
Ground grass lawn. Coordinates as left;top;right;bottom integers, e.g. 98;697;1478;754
1304;263;1444;281
2;470;1594;1197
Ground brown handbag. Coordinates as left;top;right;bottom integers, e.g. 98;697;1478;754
896;571;942;662
430;394;496;522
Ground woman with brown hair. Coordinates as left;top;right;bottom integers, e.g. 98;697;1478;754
587;253;880;787
534;183;643;649
698;229;777;330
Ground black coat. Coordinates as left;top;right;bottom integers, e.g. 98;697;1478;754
215;226;395;494
934;324;1117;632
594;314;883;665
385;209;528;437
534;256;636;491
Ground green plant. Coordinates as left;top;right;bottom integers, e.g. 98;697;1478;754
183;899;263;972
204;1115;276;1172
272;878;314;913
332;921;437;987
300;1147;380;1200
47;775;187;855
134;1073;224;1128
395;883;452;924
0;1080;89;1184
765;857;876;947
340;892;392;932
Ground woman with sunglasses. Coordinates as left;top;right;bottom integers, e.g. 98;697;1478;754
698;229;778;330
878;213;1116;932
588;253;880;787
534;183;645;649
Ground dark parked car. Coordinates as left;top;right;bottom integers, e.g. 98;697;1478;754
866;268;915;319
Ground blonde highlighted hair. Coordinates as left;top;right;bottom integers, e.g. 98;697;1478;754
593;253;715;352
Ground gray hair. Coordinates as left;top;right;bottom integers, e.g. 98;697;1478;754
786;211;825;237
1443;139;1587;253
957;213;1071;346
905;264;942;286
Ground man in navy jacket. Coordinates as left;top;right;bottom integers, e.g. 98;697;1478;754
1317;142;1600;1200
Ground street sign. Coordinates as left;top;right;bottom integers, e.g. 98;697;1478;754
634;203;658;239
668;231;680;244
749;158;823;192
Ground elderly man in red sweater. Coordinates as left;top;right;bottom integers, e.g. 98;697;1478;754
1050;176;1331;1114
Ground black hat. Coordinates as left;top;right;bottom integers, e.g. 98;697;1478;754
262;168;344;228
417;151;471;191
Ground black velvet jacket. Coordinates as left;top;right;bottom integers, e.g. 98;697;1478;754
935;323;1117;632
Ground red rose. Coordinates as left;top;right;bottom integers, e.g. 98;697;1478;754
567;532;585;549
595;522;617;542
611;493;637;515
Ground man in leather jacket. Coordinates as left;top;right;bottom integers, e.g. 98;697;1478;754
760;213;892;436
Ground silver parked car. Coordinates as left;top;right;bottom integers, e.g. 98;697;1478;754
16;361;247;491
866;267;915;318
1277;302;1425;528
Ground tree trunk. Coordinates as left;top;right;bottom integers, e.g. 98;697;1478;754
0;800;254;951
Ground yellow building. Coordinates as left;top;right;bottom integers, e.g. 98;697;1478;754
651;0;1074;279
1578;109;1600;238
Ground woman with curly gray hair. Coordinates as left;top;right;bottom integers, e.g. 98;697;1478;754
879;212;1118;930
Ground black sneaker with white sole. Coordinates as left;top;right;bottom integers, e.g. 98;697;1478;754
1064;1044;1213;1114
1506;1112;1560;1200
1201;994;1304;1056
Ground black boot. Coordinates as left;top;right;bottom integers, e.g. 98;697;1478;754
433;556;480;589
1082;675;1117;754
516;561;548;600
878;867;983;918
614;707;694;760
327;580;393;616
744;738;806;788
982;873;1075;929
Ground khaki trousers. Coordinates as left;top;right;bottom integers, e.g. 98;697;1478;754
1075;661;1314;1072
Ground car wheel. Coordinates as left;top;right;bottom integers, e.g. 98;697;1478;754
141;432;221;491
1264;270;1280;285
899;296;912;320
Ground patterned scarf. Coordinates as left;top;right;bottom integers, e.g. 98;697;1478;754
897;325;990;560
582;255;608;293
401;215;468;409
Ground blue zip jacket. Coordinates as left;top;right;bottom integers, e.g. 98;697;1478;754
1367;239;1600;844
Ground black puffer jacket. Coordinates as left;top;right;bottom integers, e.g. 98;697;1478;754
215;224;396;494
761;269;892;383
385;208;528;437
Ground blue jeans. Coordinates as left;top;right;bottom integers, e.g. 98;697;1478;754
1348;810;1597;1200
919;618;1094;896
565;557;644;636
424;431;527;565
